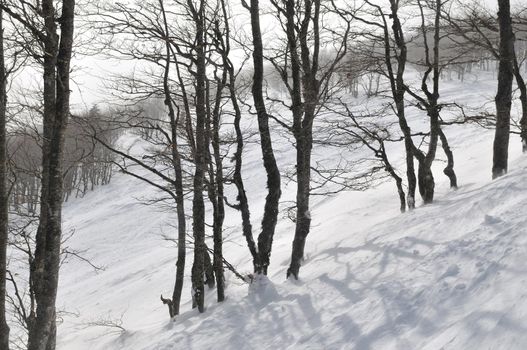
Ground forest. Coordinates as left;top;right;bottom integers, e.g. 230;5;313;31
0;0;526;349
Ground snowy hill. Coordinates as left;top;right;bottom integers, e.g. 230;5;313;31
54;74;527;350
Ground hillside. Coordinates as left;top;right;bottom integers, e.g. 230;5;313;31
54;73;527;350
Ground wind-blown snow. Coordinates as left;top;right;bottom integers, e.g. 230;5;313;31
54;72;527;349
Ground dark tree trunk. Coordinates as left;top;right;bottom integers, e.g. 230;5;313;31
203;81;217;294
208;61;226;302
159;0;186;318
386;0;417;209
168;65;186;319
417;159;435;204
513;54;527;152
284;0;322;280
283;0;306;280
0;8;9;350
439;128;457;188
287;128;313;279
28;1;75;349
203;249;215;289
211;120;225;301
380;143;406;213
219;0;257;275
249;0;281;275
411;0;445;204
493;0;515;179
190;0;207;313
394;174;406;213
397;99;418;209
226;51;257;271
419;109;439;204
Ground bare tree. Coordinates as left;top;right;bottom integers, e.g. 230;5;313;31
241;0;282;275
493;0;515;178
353;0;420;209
159;0;188;317
264;0;351;279
441;2;527;153
0;0;78;349
0;5;9;349
404;0;457;203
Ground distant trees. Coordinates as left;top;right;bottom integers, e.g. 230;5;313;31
7;108;115;212
440;1;527;161
4;107;116;348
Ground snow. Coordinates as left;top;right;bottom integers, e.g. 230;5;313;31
52;71;527;349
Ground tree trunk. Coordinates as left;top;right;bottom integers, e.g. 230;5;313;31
287;129;312;280
492;0;515;179
190;0;207;313
211;117;225;302
209;66;226;302
219;0;258;274
439;128;457;188
249;0;281;275
203;249;215;289
228;59;257;271
513;54;527;152
168;73;186;319
418;108;440;204
397;99;417;209
395;175;406;213
28;1;75;349
387;0;417;209
283;0;323;279
159;0;186;318
381;143;406;213
417;160;435;204
0;8;9;350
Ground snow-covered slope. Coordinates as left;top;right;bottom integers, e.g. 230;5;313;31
55;73;527;349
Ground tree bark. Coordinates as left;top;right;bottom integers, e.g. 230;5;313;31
189;0;207;313
249;0;281;275
492;0;515;178
28;1;75;349
0;8;9;350
439;128;457;188
380;143;406;213
386;0;418;209
208;61;226;302
418;109;439;204
226;45;257;272
513;54;527;152
285;0;321;279
159;0;186;318
287;128;313;279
